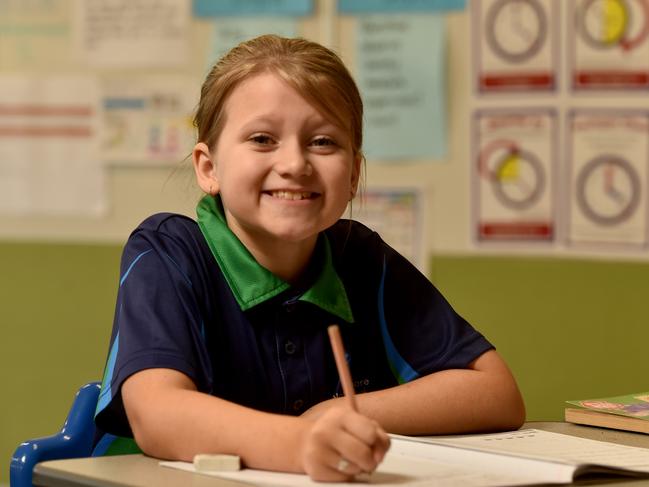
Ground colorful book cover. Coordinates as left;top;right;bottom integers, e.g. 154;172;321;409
567;392;649;420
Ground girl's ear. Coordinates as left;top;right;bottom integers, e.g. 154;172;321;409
350;153;362;199
193;142;219;195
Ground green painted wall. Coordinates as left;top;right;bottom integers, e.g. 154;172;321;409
430;256;649;422
1;243;121;484
3;244;648;484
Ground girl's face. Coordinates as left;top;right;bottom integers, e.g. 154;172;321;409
197;72;360;254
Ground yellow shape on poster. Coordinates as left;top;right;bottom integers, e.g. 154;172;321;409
600;0;628;45
497;153;521;181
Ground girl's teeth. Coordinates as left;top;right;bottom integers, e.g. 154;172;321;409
271;191;312;200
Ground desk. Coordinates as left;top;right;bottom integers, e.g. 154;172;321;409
33;422;649;487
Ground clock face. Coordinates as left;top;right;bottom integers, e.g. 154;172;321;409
486;0;548;62
491;149;545;209
576;155;641;225
579;0;630;48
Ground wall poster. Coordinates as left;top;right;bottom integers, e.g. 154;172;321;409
473;0;558;93
571;0;649;90
473;108;557;242
350;188;425;272
567;110;649;246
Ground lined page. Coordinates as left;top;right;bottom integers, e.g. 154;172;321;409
404;429;649;471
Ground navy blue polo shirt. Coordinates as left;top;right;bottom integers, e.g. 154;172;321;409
95;195;493;437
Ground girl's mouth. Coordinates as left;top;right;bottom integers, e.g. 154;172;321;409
266;190;317;200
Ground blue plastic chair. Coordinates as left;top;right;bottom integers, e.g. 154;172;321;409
10;381;101;487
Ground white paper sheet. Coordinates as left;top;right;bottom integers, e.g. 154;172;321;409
162;429;649;486
0;75;105;216
160;436;574;486
102;76;199;165
408;428;649;470
74;0;189;68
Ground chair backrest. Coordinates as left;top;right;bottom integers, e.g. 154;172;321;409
10;382;101;487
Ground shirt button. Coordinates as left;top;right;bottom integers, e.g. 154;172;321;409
292;399;304;412
284;301;297;313
284;340;297;355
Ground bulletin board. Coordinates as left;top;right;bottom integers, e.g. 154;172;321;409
0;0;463;277
2;0;649;268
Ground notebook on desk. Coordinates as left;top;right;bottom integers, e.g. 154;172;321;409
161;428;649;486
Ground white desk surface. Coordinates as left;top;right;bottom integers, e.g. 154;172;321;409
32;422;649;487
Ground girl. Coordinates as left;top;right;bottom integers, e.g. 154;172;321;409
95;34;525;482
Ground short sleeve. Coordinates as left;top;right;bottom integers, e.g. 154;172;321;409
331;221;494;385
95;220;212;437
379;241;493;379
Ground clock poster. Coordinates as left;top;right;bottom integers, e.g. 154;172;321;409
571;0;649;90
473;0;558;93
568;110;649;246
473;108;557;242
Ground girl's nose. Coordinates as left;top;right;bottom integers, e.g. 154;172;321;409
274;142;313;177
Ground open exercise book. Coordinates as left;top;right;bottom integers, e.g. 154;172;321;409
161;429;649;486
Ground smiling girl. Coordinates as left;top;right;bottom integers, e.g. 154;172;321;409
95;34;525;482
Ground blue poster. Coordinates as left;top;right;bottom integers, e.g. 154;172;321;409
193;0;312;17
206;18;297;68
339;0;465;13
357;15;447;161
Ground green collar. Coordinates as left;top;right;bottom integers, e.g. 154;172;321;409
196;195;354;323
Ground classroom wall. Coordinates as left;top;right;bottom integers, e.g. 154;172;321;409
3;2;649;485
4;244;649;485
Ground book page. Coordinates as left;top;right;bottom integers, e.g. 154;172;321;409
408;429;649;471
161;437;578;486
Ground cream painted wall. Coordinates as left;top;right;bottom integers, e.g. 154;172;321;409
0;2;469;263
2;2;647;264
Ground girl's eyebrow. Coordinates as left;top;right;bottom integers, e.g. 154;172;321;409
239;115;280;131
238;114;341;134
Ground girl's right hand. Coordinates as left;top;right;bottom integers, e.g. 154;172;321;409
298;406;391;482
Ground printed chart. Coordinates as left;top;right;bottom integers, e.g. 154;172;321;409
474;0;558;92
572;0;649;89
474;109;556;241
350;188;424;271
568;110;649;246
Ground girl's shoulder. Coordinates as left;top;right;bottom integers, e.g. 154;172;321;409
325;219;388;265
326;219;384;249
125;212;206;249
122;213;211;268
327;218;377;242
132;212;200;238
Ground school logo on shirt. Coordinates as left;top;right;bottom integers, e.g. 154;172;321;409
332;377;371;398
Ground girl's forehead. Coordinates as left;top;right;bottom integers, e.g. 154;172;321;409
225;73;331;123
229;71;299;100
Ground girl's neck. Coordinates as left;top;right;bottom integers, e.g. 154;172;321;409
240;234;319;284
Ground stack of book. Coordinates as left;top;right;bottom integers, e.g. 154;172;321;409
565;391;649;434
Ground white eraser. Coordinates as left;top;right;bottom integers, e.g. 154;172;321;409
193;453;241;472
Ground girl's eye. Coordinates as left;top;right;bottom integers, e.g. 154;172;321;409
250;134;274;145
311;137;336;147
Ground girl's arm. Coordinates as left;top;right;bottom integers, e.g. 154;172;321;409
121;368;390;481
303;349;525;435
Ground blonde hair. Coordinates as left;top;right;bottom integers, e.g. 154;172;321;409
194;34;364;160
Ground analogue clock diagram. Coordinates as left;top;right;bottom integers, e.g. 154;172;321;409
578;0;649;50
575;155;641;226
486;0;548;62
480;140;546;211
